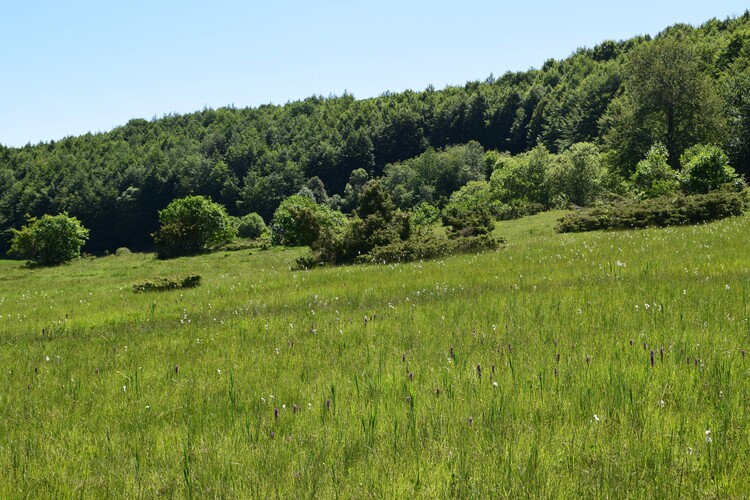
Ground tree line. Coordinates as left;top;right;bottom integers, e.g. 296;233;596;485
1;13;749;255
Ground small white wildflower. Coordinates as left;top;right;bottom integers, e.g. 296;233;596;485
492;381;499;388
705;430;712;443
45;355;50;362
726;284;730;290
217;369;221;375
593;414;600;422
123;386;127;392
659;399;666;408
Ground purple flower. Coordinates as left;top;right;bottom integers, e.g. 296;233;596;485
274;407;279;420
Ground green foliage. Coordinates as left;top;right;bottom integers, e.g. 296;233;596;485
442;181;496;238
548;142;605;207
555;189;747;232
409;202;441;236
2;14;750;255
678;144;739;194
382;142;486;209
361;233;501;264
9;213;89;266
270;195;344;247
632;143;679;198
603;35;725;173
132;274;201;292
153;195;236;259
236;212;267;239
489;145;551;208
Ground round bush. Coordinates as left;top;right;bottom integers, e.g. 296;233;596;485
10;213;89;266
153;196;237;259
237;212;267;239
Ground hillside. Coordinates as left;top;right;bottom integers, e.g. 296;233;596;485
1;211;749;496
1;13;749;254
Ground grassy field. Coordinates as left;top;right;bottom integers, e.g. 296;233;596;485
1;211;749;498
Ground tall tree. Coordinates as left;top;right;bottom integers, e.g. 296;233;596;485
619;36;724;169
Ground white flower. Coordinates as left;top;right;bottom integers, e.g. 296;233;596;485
593;414;600;422
123;386;127;392
705;430;712;444
659;399;666;408
492;381;499;388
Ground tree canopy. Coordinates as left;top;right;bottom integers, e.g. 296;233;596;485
1;12;749;255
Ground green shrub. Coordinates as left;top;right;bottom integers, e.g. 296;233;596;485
236;212;267;239
132;274;201;292
115;247;132;256
555;190;747;233
679;144;738;194
631;143;679;199
270;195;344;247
9;213;89;266
153;196;236;259
442;182;496;238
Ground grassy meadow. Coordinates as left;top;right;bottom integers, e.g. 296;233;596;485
1;210;749;497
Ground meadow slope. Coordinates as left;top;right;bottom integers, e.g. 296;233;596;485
1;211;749;497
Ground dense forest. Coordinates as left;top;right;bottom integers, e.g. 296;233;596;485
1;13;749;255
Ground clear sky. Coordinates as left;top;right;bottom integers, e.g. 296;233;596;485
1;0;747;148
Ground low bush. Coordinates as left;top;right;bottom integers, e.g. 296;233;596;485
556;189;747;233
132;274;202;292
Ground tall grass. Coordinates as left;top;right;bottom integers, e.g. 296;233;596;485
1;213;749;497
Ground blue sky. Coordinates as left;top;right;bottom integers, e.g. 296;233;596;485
1;1;747;148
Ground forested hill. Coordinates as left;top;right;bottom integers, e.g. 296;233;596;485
1;13;749;254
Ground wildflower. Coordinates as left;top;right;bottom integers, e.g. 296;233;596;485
492;381;499;388
476;364;482;379
593;414;600;422
650;350;654;367
408;372;414;381
326;399;331;410
123;386;127;392
435;387;441;397
705;430;712;444
293;404;298;414
659;399;666;408
274;408;279;420
468;417;473;425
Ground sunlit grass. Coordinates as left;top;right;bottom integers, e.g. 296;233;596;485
1;213;749;497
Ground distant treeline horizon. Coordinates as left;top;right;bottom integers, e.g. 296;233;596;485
1;12;749;254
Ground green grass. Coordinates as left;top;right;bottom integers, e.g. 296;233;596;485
1;213;750;497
